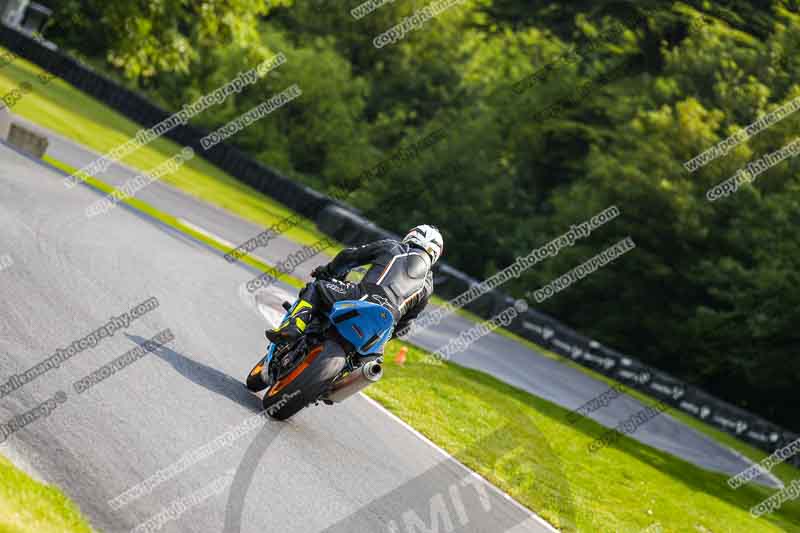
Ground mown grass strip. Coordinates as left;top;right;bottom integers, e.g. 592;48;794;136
368;340;800;532
0;455;93;533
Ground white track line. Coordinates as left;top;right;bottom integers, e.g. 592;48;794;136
360;394;560;532
177;218;238;249
189;213;557;530
253;283;559;532
727;446;783;489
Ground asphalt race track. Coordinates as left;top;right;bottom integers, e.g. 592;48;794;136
0;143;558;532
0;131;777;530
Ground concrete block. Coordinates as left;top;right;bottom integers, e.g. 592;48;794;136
7;122;48;159
0;105;10;140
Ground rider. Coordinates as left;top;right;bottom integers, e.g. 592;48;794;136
265;225;443;349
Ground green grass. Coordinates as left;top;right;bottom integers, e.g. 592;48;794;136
0;455;92;533
0;47;333;251
490;328;800;488
369;340;800;533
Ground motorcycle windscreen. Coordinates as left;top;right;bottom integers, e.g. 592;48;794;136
327;300;395;356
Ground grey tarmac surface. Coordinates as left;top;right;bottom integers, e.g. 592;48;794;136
0;144;557;532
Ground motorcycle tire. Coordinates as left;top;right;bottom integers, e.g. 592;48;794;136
262;339;346;420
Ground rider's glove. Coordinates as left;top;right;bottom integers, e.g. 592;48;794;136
311;264;334;280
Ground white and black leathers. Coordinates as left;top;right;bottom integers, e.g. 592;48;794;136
318;239;434;336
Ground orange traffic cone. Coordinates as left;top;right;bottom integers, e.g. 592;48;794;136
394;346;408;366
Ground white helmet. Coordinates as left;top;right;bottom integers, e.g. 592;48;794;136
403;224;444;264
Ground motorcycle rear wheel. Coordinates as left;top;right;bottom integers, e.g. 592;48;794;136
262;340;346;420
246;342;296;392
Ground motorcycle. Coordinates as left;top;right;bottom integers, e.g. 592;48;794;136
245;278;394;420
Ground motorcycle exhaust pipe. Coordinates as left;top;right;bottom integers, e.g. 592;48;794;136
325;360;383;403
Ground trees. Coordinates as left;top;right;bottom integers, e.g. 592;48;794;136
46;0;290;79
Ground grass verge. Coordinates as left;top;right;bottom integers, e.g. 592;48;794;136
490;328;800;488
0;455;92;533
368;340;800;533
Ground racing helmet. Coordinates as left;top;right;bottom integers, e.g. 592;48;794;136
403;224;444;264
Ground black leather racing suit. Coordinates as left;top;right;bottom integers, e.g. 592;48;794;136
311;239;434;338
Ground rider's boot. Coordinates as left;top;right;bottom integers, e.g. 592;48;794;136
265;299;313;345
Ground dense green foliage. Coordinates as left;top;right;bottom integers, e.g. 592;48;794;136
43;1;800;431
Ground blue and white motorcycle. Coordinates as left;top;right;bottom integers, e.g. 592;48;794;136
245;277;393;420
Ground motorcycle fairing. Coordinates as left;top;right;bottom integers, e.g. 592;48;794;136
327;300;394;356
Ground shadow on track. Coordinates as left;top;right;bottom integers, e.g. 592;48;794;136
125;333;262;412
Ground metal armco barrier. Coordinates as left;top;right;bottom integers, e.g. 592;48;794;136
516;313;800;466
2;25;796;465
